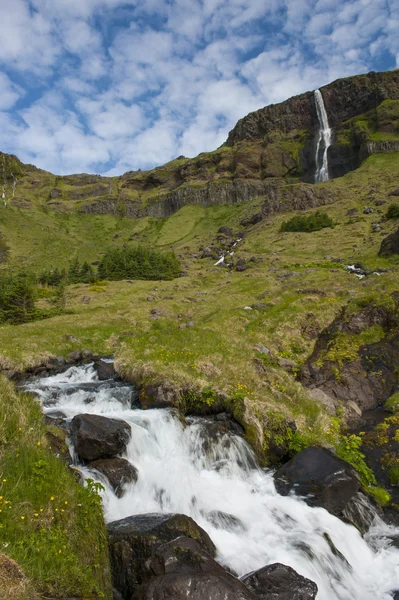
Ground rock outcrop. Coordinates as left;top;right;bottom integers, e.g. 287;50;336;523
90;457;138;497
274;446;360;515
70;413;131;462
378;227;399;256
241;562;318;600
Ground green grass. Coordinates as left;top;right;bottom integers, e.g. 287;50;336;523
0;377;112;599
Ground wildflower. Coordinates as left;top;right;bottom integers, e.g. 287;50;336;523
2;479;6;483
37;442;41;446
50;496;54;501
34;513;39;517
20;516;25;520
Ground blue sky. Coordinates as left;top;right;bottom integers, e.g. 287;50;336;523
0;0;397;175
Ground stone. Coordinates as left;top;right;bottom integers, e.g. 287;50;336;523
70;414;131;462
218;226;233;236
90;458;138;497
236;259;250;272
253;344;270;355
274;446;360;515
388;188;399;197
134;536;254;600
68;351;82;362
81;296;91;304
277;357;297;371
378;228;399;256
206;510;246;532
240;212;263;227
363;206;374;214
308;388;338;415
139;384;178;409
95;359;116;380
241;563;317;600
63;334;80;343
107;513;217;600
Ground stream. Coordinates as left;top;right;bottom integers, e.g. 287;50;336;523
25;363;399;600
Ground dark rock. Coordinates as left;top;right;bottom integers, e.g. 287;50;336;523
90;458;138;497
49;188;61;199
341;492;378;535
347;208;358;216
70;414;131;462
107;514;217;599
363;206;374;214
113;587;124;600
274;446;360;515
139;384;178;409
241;562;317;600
81;296;91;304
47;355;66;367
68;351;82;362
388;189;399;197
95;359;116;380
240;213;263;227
134;536;253;600
236;258;250;272
218;226;233;236
81;348;93;360
379;228;399;256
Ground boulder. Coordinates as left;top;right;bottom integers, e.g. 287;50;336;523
378;227;399;256
241;563;317;600
134;536;254;600
274;446;360;515
139;384;178;409
90;458;138;497
107;513;216;600
218;226;233;236
95;359;116;380
70;414;131;462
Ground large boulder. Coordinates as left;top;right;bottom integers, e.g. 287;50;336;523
274;447;360;515
107;513;216;600
90;458;138;497
378;227;399;256
70;414;131;462
241;563;318;600
134;536;254;600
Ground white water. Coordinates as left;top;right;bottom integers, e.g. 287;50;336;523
314;89;332;183
26;365;399;600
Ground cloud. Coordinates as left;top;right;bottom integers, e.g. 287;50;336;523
0;0;396;175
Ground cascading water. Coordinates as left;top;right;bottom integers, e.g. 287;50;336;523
26;364;399;600
314;89;332;183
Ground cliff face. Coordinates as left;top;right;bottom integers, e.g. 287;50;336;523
226;70;399;145
1;69;399;220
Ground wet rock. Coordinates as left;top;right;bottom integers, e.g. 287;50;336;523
90;458;138;497
70;414;131;462
378;227;399;256
341;492;378;535
206;510;246;532
47;355;67;367
241;562;317;600
95;359;116;380
274;446;360;515
134;536;253;600
107;513;216;600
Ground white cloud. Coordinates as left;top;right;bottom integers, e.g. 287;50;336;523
0;0;396;174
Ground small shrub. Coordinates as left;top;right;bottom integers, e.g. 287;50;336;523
385;392;399;413
98;245;181;281
386;203;399;219
336;434;376;487
280;211;334;233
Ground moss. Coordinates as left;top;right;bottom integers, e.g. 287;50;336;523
385;392;399;413
365;485;391;506
388;465;399;486
317;325;385;369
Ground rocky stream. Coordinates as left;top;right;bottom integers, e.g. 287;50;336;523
24;360;399;600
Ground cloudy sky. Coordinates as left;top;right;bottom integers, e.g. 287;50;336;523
0;0;397;175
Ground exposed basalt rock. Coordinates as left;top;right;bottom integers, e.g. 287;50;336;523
241;562;318;600
70;414;131;462
90;458;138;497
378;227;399;256
274;446;360;515
227;70;399;145
301;302;399;425
107;513;216;599
139;383;178;409
95;359;116;380
133;536;254;600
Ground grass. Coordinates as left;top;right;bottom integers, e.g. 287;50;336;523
0;376;112;599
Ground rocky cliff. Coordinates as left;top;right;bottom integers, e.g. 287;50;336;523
1;69;398;219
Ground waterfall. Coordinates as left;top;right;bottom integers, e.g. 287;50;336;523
26;364;399;600
314;89;332;183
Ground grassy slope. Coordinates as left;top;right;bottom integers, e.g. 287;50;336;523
1;153;398;440
0;377;112;600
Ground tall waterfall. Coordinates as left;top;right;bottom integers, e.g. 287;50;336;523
314;89;332;183
26;364;399;600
